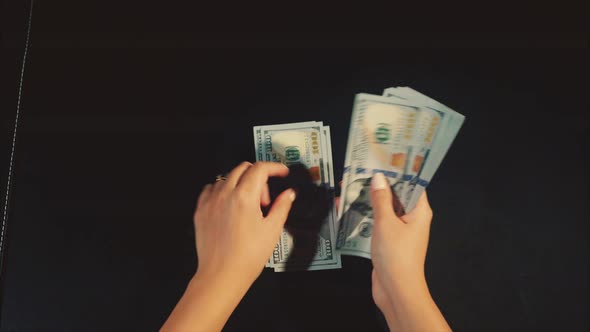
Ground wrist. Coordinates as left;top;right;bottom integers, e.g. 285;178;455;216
161;269;253;332
192;268;253;298
381;273;451;331
372;265;450;331
385;273;432;305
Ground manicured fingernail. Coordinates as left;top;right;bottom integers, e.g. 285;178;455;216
371;173;388;191
288;189;296;202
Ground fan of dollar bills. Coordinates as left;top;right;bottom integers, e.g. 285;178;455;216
253;87;465;271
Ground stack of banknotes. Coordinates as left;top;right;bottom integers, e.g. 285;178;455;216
253;87;464;271
253;122;341;271
337;87;465;259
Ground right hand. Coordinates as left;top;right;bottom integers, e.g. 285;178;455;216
369;172;434;308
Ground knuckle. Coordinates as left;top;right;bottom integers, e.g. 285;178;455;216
233;161;251;172
193;206;206;223
233;188;252;205
196;186;210;205
425;207;433;219
375;207;394;220
196;197;205;208
202;184;212;193
373;191;391;206
253;161;265;169
213;181;225;191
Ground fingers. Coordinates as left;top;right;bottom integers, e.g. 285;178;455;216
197;184;213;207
264;188;296;231
237;162;289;196
400;191;433;226
225;161;253;187
369;173;399;225
260;183;271;207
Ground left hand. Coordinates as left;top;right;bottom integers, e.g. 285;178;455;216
194;161;295;285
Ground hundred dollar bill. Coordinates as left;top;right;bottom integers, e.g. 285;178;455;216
253;122;341;271
274;126;339;271
337;92;464;259
337;94;420;257
380;91;445;209
383;87;465;209
253;121;321;268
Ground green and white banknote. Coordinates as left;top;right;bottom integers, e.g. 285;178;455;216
253;122;341;271
337;88;465;259
253;87;464;265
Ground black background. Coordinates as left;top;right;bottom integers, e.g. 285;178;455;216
1;0;588;331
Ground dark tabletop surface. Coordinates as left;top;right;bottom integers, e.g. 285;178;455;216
1;1;588;331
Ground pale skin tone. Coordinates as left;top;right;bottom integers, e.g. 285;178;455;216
161;163;451;332
368;172;451;332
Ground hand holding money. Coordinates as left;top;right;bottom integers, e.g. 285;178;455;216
162;161;296;331
254;122;341;271
194;162;296;282
338;87;465;258
370;173;433;287
253;87;464;270
163;86;460;331
369;173;451;332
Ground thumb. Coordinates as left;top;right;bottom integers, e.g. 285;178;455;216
264;188;296;231
369;173;399;225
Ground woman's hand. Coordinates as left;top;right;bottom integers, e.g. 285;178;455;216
194;161;295;284
369;172;432;289
369;172;451;332
161;161;295;332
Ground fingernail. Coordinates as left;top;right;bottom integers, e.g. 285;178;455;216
371;173;388;191
288;189;296;202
